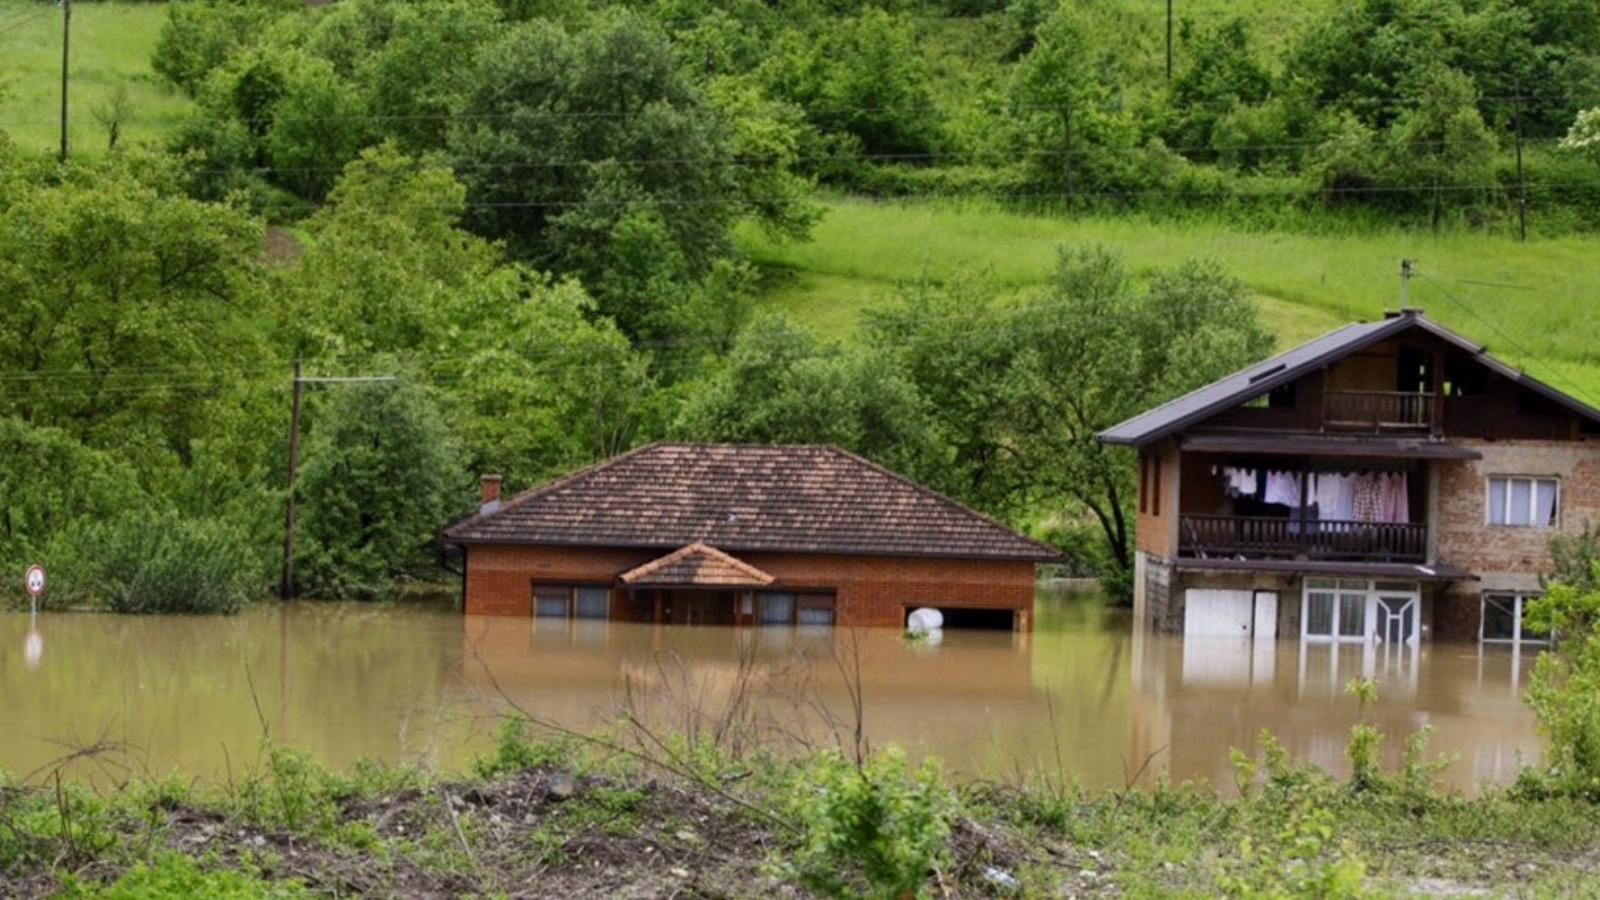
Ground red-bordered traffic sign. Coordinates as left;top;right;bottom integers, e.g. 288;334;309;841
25;565;46;598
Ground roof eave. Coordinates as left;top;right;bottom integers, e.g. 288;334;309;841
439;534;1062;563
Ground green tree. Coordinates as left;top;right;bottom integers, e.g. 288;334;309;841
293;380;469;599
1561;108;1600;172
279;146;661;485
1384;65;1498;231
1007;4;1127;199
0;418;133;579
446;10;813;341
1165;18;1272;163
674;315;947;485
1522;534;1600;798
869;248;1271;599
151;0;294;96
0;149;268;464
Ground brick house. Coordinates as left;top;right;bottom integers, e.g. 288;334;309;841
1099;308;1600;644
441;443;1060;629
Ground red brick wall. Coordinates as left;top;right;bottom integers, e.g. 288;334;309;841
463;544;1037;628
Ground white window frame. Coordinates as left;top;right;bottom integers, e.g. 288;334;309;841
1479;592;1549;645
1485;475;1560;528
1301;578;1420;644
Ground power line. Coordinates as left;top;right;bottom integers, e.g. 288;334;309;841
144;136;1565;179
7;86;1595;130
1415;272;1600;408
231;181;1585;217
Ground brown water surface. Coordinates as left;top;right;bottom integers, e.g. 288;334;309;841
0;588;1541;792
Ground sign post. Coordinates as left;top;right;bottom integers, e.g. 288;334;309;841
25;564;46;600
24;564;45;670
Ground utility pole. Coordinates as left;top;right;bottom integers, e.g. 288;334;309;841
1513;89;1528;243
280;356;303;600
1165;0;1174;82
59;0;71;162
279;363;396;600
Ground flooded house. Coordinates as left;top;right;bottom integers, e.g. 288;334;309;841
441;443;1060;628
1100;308;1600;645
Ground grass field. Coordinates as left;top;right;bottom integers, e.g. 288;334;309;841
0;0;187;157
3;1;1597;402
738;197;1600;397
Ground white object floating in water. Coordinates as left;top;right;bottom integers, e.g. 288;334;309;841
906;607;944;634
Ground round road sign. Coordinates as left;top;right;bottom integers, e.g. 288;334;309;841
25;565;46;598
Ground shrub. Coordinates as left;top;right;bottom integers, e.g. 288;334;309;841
62;852;306;899
43;510;263;614
1214;797;1368;899
473;718;572;779
784;746;956;899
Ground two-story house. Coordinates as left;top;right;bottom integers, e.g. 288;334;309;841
1100;308;1600;645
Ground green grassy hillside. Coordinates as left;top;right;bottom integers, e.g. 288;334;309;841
3;1;1595;407
738;197;1600;398
0;0;187;156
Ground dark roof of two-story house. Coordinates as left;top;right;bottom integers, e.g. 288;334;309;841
1100;308;1600;452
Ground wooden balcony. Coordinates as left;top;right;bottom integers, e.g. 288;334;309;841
1324;390;1436;431
1179;515;1427;563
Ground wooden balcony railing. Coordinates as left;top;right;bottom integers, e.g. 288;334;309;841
1324;390;1434;430
1179;515;1427;563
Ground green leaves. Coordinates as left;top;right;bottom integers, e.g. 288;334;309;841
784;747;956;899
293;379;469;599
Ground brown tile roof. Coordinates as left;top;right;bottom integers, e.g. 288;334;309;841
443;443;1060;562
619;543;775;587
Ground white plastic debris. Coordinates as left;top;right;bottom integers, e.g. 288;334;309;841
982;866;1020;892
906;607;944;634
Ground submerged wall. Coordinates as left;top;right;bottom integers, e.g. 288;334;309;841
462;543;1036;628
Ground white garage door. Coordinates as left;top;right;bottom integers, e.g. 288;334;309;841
1184;589;1255;637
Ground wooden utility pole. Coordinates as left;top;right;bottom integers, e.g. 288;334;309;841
280;356;303;600
59;0;71;162
1165;0;1174;81
279;364;396;600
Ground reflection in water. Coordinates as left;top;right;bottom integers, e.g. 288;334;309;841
0;588;1542;792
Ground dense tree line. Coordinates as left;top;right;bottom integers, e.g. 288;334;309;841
5;0;1599;609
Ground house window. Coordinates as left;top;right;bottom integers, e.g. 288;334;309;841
796;594;836;626
1480;593;1548;644
1486;476;1559;528
759;592;795;625
533;584;612;619
534;586;571;618
575;586;610;619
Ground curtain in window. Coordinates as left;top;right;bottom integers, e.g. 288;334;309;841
1536;479;1559;527
1509;479;1533;525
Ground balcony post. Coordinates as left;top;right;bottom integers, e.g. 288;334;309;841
1429;351;1444;437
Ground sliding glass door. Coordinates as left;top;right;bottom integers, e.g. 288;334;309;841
1302;579;1419;644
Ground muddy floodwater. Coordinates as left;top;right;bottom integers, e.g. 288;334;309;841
0;587;1542;792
